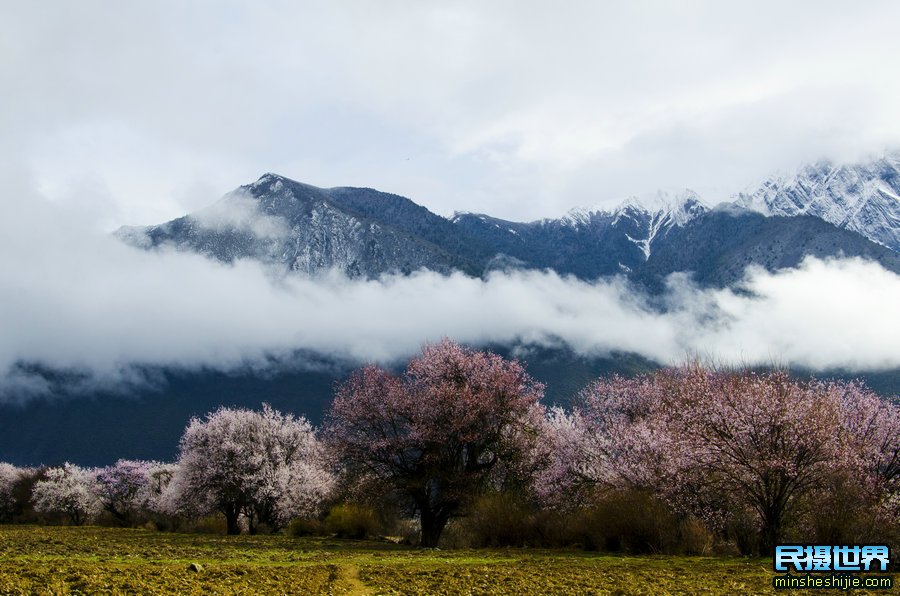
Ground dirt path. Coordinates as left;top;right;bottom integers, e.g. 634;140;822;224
336;563;372;595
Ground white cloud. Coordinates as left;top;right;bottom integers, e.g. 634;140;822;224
1;187;897;401
189;190;290;239
1;1;899;401
2;1;900;223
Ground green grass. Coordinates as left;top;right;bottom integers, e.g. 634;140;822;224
0;525;887;595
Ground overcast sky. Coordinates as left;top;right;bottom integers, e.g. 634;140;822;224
2;1;900;400
4;0;900;226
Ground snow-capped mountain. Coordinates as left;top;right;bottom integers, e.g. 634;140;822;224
29;167;900;466
119;171;900;289
567;189;706;228
118;173;484;278
735;154;900;251
563;190;708;260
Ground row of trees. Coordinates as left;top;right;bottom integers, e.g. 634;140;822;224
1;340;898;554
0;406;333;534
537;369;900;553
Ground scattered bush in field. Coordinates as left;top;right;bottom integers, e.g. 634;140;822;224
450;492;542;548
724;506;762;556
192;514;229;535
324;504;382;539
446;489;691;553
166;404;333;534
679;517;715;556
796;472;870;545
326;339;545;547
286;517;326;537
31;463;102;525
566;490;680;553
795;468;900;550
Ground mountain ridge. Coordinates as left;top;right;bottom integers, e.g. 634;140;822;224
15;163;900;466
734;153;900;250
117;160;900;289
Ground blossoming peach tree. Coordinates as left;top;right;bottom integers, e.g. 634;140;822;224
326;339;545;547
538;366;900;554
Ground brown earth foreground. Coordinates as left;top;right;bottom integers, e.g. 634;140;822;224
0;525;885;595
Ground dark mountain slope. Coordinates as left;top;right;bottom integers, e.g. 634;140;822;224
637;208;900;289
124;174;484;277
0;348;658;467
119;173;900;290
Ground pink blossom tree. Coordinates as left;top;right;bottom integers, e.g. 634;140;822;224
167;404;332;534
538;367;898;554
31;463;102;525
534;376;675;508
834;383;900;518
662;368;845;554
326;339;545;547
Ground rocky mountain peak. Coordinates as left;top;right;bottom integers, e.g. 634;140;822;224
735;154;900;250
116;166;900;287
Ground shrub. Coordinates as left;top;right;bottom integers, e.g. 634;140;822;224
725;508;760;556
568;490;680;553
679;517;715;555
443;492;566;548
192;514;228;535
324;504;381;539
442;488;688;552
454;492;538;547
286;518;326;537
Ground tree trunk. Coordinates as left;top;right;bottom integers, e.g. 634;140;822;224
107;506;129;527
760;507;782;556
223;505;241;535
70;509;84;526
420;507;450;548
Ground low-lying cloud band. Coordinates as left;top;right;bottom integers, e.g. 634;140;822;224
1;194;898;402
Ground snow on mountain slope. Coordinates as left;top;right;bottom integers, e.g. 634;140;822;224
735;154;900;251
117;169;900;286
564;189;708;260
117;174;477;277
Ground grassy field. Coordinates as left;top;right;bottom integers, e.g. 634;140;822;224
0;525;878;595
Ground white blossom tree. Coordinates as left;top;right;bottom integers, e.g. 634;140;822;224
167;404;333;534
31;463;102;525
534;375;675;509
0;462;25;521
143;461;179;516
